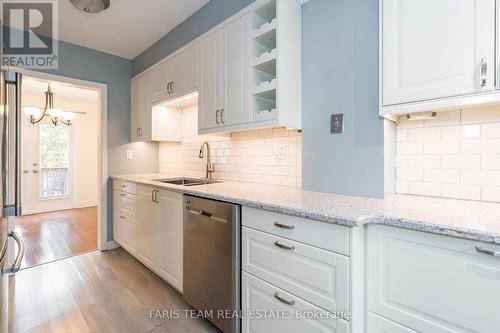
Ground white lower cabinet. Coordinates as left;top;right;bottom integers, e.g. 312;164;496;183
366;312;417;333
366;225;500;333
155;190;183;291
242;272;349;333
242;208;351;333
243;227;349;313
113;181;183;292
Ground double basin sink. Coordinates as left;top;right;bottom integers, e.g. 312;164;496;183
153;177;222;187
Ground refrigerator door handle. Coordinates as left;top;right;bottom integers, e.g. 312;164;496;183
2;72;22;217
1;231;24;274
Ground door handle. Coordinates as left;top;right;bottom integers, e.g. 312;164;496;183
167;82;171;94
220;108;225;124
171;81;174;94
216;110;220;124
2;231;25;274
480;57;488;87
154;190;159;203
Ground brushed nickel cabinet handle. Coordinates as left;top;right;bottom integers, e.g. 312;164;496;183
274;292;295;306
119;215;126;219
274;241;295;251
273;222;295;230
120;193;126;197
220;108;225;124
216;110;220;124
171;81;175;93
480;57;487;87
475;246;500;257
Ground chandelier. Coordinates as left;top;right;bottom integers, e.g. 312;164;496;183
23;84;76;126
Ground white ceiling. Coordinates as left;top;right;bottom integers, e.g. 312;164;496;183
57;0;210;59
23;77;99;103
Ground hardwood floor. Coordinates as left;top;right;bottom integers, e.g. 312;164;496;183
14;207;98;269
8;249;219;333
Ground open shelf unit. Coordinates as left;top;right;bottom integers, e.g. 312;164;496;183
249;0;301;129
251;0;278;116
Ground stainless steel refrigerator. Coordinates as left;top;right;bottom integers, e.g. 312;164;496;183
0;70;25;333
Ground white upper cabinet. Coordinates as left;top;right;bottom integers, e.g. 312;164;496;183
170;43;198;99
198;31;223;131
131;71;152;141
381;0;497;117
198;14;250;133
152;60;171;102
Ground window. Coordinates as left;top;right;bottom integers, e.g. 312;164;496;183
39;124;69;198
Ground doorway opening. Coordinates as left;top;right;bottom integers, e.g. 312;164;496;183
15;76;101;269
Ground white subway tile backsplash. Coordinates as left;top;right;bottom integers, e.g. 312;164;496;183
442;155;480;170
424;169;459;184
407;127;441;141
482;186;500;203
408;182;442;197
423;140;460;154
461;139;500;154
482;122;500;138
397;141;424;154
442;184;481;201
482;155;500;170
461;170;500;186
395;108;500;202
441;125;481;140
159;106;302;187
396;168;423;181
407;155;441;168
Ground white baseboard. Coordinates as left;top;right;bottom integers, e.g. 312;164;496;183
107;240;121;250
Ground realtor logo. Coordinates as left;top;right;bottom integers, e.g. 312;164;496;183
1;0;58;68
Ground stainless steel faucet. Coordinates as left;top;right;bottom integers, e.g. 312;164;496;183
199;141;215;179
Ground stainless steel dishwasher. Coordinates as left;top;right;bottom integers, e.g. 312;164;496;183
183;195;241;333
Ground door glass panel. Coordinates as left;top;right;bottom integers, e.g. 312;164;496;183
39;124;69;198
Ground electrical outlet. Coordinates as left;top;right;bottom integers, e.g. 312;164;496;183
273;143;286;159
331;113;344;134
126;149;133;160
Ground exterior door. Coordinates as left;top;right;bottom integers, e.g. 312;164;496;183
382;0;495;105
21;119;75;215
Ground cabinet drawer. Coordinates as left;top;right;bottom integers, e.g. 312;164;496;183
113;180;137;195
242;207;350;255
242;272;349;333
113;190;136;219
113;210;137;254
243;227;349;313
367;312;418;333
367;225;500;333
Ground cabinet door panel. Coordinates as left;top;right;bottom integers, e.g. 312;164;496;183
171;44;198;98
152;60;171;102
136;185;156;269
367;225;500;333
156;190;183;292
140;71;153;140
383;0;495;105
242;272;349;333
130;78;140;141
199;32;220;131
223;14;250;126
367;312;418;333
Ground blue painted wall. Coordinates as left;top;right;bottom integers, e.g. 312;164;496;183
133;0;253;75
34;40;159;240
301;0;384;198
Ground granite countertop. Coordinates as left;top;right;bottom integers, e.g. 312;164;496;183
112;174;500;245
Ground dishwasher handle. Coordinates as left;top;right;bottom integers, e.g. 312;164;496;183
185;206;227;224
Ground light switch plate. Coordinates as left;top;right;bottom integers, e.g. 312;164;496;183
273;143;286;159
126;149;133;160
331;114;344;134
